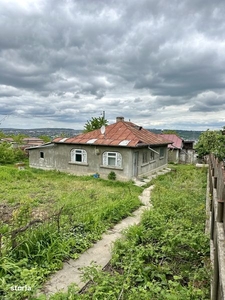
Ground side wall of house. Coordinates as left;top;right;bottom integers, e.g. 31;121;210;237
29;145;56;170
29;144;134;181
29;144;168;180
136;146;168;178
168;149;179;163
179;149;198;164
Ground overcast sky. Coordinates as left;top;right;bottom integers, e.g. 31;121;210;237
1;0;225;130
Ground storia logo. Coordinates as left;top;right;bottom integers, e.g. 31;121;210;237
10;285;32;291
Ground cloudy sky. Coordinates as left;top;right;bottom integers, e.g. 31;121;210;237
1;0;225;130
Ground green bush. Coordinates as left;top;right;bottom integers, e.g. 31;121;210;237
108;171;116;180
0;143;27;164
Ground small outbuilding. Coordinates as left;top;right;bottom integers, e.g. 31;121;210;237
160;134;197;164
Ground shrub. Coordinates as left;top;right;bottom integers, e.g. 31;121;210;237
108;171;116;180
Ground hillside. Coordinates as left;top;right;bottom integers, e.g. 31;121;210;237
149;129;203;141
1;128;203;141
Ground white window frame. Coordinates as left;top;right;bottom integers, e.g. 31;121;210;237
102;151;122;167
71;149;87;163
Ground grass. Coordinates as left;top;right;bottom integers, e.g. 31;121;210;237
52;164;210;300
0;165;142;299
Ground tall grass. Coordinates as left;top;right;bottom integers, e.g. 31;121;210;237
64;165;210;300
0;166;142;299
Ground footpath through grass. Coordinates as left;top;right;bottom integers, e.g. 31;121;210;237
53;164;210;300
0;166;142;299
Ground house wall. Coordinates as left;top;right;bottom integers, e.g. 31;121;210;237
29;145;56;170
179;149;198;164
29;144;168;181
168;149;179;163
137;146;168;178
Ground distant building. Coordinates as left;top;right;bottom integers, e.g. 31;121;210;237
160;134;197;164
0;136;44;152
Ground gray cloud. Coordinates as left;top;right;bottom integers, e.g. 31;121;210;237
189;92;225;112
0;0;225;130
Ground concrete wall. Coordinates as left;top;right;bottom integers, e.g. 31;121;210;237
180;149;198;164
168;149;179;163
138;147;168;177
29;143;168;181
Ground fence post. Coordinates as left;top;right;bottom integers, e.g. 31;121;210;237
217;199;224;223
212;230;219;300
211;204;215;241
217;184;225;223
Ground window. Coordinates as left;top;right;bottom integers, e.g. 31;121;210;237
71;149;87;163
103;152;122;167
160;148;165;158
150;151;155;161
142;152;148;164
40;151;44;158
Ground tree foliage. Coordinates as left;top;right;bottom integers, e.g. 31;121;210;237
0;142;27;164
83;116;108;133
195;129;225;161
162;130;179;136
38;135;51;143
0;130;6;138
11;133;28;144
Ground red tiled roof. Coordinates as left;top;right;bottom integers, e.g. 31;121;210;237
53;121;171;147
1;137;14;142
160;134;183;149
23;137;44;142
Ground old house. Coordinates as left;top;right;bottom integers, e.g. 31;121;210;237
28;117;171;181
180;140;197;164
160;134;197;164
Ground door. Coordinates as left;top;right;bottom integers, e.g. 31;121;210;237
133;151;139;177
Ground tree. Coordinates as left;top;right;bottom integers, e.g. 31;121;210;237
83;116;108;133
195;129;225;161
0;142;26;164
0;131;6;139
162;130;179;136
38;135;51;143
11;133;28;144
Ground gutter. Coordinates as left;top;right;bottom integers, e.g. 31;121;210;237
148;146;159;155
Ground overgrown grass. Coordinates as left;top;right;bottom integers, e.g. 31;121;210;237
55;164;210;300
0;166;142;299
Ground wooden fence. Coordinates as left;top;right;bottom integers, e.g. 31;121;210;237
208;153;225;300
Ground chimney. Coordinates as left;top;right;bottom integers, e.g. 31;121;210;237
116;116;124;122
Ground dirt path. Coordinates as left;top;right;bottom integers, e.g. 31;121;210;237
40;169;170;297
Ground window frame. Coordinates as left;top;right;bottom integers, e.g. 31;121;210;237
150;151;155;161
142;151;148;164
159;148;165;158
102;151;122;168
70;149;87;164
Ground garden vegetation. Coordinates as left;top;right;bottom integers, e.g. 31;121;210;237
0;166;142;299
50;165;210;299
